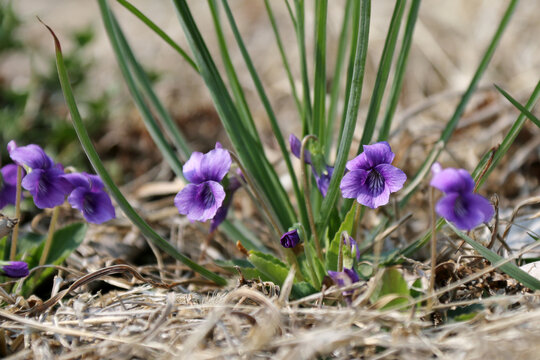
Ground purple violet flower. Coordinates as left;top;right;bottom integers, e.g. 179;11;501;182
8;142;73;209
0;164;23;210
209;170;243;233
64;172;116;224
280;229;301;248
328;267;360;302
289;134;334;197
0;261;29;278
340;141;406;209
343;236;361;261
175;144;231;222
430;163;494;230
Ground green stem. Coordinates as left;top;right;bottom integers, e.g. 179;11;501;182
9;166;22;261
427;187;437;311
39;206;60;267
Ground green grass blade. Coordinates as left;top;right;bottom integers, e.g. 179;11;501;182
448;222;540;290
264;0;302;116
358;0;406;150
294;0;312;134
108;13;192;162
312;0;328;144
316;0;371;237
495;84;540;128
207;0;260;143
325;0;353;156
284;0;297;28
116;0;198;72
98;1;184;177
398;0;519;207
43;20;226;285
219;0;308;230
378;0;421;141
172;0;295;230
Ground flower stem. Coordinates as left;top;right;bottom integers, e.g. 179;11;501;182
39;206;60;267
300;135;323;260
351;202;363;239
427;186;437;311
9;166;23;261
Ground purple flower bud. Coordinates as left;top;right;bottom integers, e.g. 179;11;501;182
340;141;406;209
175;144;231;222
1;261;29;278
328;267;360;302
430;164;493;230
64;172;115;224
343;236;360;261
8;142;73;209
280;229;300;248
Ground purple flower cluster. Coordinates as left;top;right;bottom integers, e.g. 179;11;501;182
0;261;29;278
340;142;406;209
430;163;493;230
175;143;241;230
289;135;334;197
1;141;115;224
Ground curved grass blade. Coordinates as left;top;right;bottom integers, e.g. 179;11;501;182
315;0;371;237
116;0;198;72
378;0;421;141
312;0;328;144
447;222;540;290
98;0;184;177
218;0;308;232
358;0;406;151
398;0;519;207
172;0;295;230
42;20;226;285
325;0;353;155
495;84;540;128
264;0;302;116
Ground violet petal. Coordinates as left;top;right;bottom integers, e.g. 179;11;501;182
174;181;226;222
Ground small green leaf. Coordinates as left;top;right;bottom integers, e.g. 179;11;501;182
370;267;409;310
214;259;270;281
248;251;290;286
291;281;318;299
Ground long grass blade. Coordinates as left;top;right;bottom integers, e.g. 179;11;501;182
325;0;353;156
495;84;540;128
378;0;421;141
264;0;302;116
172;0;295;230
43;20;226;285
116;0;198;72
316;0;371;237
312;0;328;144
398;0;519;207
294;0;312;134
358;0;406;150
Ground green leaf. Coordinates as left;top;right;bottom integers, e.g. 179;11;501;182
312;0;328;144
447;222;540;290
291;281;318;299
370;267;409;310
326;205;356;271
248;250;290;286
214;259;270;281
44;17;226;285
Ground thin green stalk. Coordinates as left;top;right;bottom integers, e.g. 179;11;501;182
284;0;297;28
43;17;226;285
378;0;421;141
312;0;328;144
398;0;519;208
39;206;60;267
219;0;308;230
316;0;371;238
109;14;191;162
264;0;302;116
116;0;198;72
9;166;22;261
427;187;437;311
294;0;312;134
325;0;353;156
358;0;406;151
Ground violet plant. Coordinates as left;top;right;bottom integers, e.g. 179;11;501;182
45;0;540;302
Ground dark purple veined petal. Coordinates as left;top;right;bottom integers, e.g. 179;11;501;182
68;187;115;224
435;192;493;230
199;147;231;182
182;151;205;183
340;169;369;199
174;181;226;222
9;144;54;169
362;141;394;167
430;167;474;194
375;163;407;192
345;152;371;171
21;168;73;209
63;172;91;190
356;184;391;209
